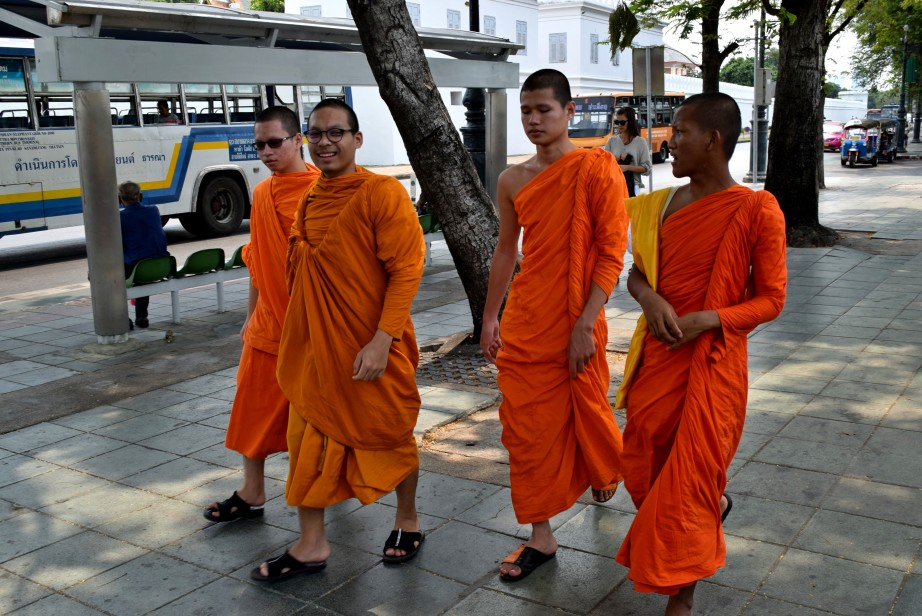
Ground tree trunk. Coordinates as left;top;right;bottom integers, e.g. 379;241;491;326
699;1;724;92
347;0;499;338
764;0;837;246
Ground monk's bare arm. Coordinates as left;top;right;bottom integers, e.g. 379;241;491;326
567;283;608;378
353;329;393;381
480;168;522;364
627;265;684;344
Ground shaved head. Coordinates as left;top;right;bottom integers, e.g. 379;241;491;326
521;68;572;109
677;92;741;160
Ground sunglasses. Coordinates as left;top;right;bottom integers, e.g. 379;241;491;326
253;134;298;151
614;120;628;126
305;128;355;144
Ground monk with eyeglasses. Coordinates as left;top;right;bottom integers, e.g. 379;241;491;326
205;106;319;524
252;99;426;582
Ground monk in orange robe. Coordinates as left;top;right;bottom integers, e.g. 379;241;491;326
481;69;629;582
205;106;319;523
615;92;787;615
251;99;425;582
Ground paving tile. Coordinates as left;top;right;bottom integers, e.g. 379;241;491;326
147;575;312;615
161;517;298;575
744;594;840;616
881;399;922;432
447;587;566;616
26;433;128;466
0;569;53;614
727;462;837;507
722;494;815;545
137;423;227;456
0;360;44;378
7;342;64;359
734;431;772;460
759;548;903;616
318;562;466;615
68;552;220;615
70;444;177;481
0;453;58;488
0;467;109;509
92;414;190;443
412;520;523;585
94;498;203;549
456;488;586;539
378;473;502;520
186;441;239;468
708;534;785;592
48;405;142;432
777;415;874;448
553;504;633;558
40;482;164;529
820;379;904;405
825;477;922;527
798;395;891;425
753;436;859;475
178;470;285;514
892;574;922;616
153;395;230;422
7;593;107;616
0;379;26;394
0;498;26;523
794;510;920;571
3;529;146;590
0;422;83;453
166;373;236;395
112;388;198;412
742;409;793;436
847;427;922;488
119;456;236;497
750;373;830;396
0;509;83;562
744;389;813;414
207;386;237;402
416;408;458;435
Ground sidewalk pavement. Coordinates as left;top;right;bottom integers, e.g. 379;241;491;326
2;162;922;615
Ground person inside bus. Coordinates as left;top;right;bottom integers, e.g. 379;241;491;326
118;181;168;329
604;107;651;197
156;100;180;124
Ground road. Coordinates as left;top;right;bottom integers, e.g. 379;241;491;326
0;142;907;310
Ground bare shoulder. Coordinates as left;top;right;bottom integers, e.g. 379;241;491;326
499;156;539;202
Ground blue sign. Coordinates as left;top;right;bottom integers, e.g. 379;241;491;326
228;136;258;161
0;59;26;93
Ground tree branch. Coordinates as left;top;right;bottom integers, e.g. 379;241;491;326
760;0;780;17
825;0;869;45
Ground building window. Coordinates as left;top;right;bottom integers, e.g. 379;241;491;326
484;15;496;36
590;33;599;64
447;9;461;29
407;3;420;27
516;20;527;55
549;33;567;64
300;5;321;17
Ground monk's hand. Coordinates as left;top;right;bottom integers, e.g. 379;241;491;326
639;292;683;345
353;329;393;381
480;318;503;364
667;310;721;350
567;320;596;379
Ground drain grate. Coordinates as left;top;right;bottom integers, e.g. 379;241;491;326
417;351;498;387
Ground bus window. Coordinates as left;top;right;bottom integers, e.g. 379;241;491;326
29;58;74;128
226;85;261;123
0;57;32;129
184;83;226;123
138;83;181;125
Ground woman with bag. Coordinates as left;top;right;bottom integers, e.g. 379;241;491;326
604;107;652;197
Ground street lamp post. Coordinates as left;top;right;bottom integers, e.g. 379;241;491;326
898;24;909;153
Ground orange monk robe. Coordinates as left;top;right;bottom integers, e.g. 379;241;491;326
225;163;320;459
615;185;787;594
496;148;629;523
277;167;425;508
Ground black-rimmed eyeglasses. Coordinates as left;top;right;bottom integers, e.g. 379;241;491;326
305;128;355;144
614;120;628;126
253;134;298;151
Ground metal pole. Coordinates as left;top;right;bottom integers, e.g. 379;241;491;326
462;0;485;186
744;11;767;183
898;24;909;152
485;88;507;209
74;82;130;343
645;46;653;193
750;19;759;184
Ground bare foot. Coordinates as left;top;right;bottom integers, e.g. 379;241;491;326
257;540;330;578
665;582;696;615
499;537;558;578
592;487;617;503
386;515;421;558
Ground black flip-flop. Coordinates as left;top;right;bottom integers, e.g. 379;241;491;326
721;494;734;523
382;529;425;564
499;544;556;583
250;551;326;583
203;491;264;523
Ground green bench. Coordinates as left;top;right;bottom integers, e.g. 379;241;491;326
125;245;248;324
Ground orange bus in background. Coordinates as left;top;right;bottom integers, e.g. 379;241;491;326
568;92;685;162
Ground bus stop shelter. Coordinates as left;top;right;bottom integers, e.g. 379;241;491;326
0;0;520;342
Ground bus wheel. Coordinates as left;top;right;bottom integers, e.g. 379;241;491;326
160;215;169;228
653;143;669;164
183;175;245;237
871;154;878;167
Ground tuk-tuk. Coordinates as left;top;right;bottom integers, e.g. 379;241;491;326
840;117;898;167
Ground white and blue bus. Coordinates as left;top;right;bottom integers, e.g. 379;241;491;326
0;43;347;238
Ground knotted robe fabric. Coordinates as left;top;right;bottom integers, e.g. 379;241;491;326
225;163;319;459
496;148;629;523
615;185;787;594
277;168;425;507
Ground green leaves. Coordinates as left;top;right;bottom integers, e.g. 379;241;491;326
608;3;641;57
